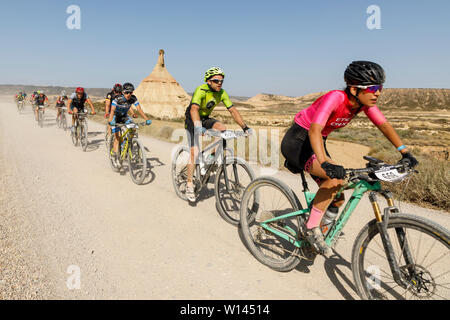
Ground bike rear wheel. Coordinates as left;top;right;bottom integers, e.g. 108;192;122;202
171;146;201;201
352;214;450;300
214;157;255;226
239;176;304;272
128;138;147;185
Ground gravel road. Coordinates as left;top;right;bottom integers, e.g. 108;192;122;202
1;98;448;300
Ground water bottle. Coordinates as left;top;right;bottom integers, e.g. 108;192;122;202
199;161;206;175
320;206;339;235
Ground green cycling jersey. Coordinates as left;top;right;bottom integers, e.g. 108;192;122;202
190;84;233;118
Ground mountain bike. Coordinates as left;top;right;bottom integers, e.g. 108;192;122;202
239;156;450;300
17;99;24;113
71;111;89;151
56;107;68;131
171;129;255;225
37;105;46;128
108;121;149;185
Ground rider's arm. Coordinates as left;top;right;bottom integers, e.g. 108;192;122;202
309;123;329;165
135;105;148;121
67;99;73;112
227;106;246;129
190;104;202;128
105;98;111;115
376;121;410;155
108;104;116;123
86;98;96;114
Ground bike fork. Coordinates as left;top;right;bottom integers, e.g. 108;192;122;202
369;191;412;289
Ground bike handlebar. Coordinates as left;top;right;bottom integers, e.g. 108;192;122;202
344;158;415;183
205;129;247;139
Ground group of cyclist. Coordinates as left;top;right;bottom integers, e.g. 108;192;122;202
14;61;419;256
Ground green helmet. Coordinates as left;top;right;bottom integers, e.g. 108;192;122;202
204;67;225;82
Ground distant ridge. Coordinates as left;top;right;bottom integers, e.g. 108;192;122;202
244;89;450;111
0;84;109;97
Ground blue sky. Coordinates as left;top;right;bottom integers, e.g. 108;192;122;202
1;0;449;96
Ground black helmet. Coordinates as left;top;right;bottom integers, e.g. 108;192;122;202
122;82;134;92
344;61;385;86
113;83;122;92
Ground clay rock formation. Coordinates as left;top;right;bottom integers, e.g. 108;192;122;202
135;49;191;119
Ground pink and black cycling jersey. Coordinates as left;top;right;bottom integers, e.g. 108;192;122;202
294;90;387;137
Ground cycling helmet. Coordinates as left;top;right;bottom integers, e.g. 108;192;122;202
113;83;122;92
76;87;84;94
37;90;41;94
122;83;134;92
204;67;225;82
61;90;66;96
344;61;385;86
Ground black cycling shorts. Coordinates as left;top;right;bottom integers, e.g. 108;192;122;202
185;105;219;147
281;122;331;185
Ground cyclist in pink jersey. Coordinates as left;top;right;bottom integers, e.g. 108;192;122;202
281;61;418;256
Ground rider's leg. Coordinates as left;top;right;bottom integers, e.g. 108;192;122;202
187;145;199;186
305;156;345;229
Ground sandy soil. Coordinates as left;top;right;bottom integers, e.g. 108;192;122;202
1;98;449;300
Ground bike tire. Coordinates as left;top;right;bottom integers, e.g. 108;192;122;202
80;121;88;151
62;113;67;131
214;157;256;226
71;123;79;146
171;146;200;201
108;134;121;172
239;176;304;272
127;138;147;185
351;213;450;300
39;109;44;128
105;124;111;150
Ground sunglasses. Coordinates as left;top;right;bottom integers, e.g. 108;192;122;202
210;79;224;84
355;84;383;93
123;91;133;94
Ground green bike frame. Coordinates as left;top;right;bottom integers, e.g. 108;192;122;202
260;179;383;248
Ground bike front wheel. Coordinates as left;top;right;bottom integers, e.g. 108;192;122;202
39;109;44;128
352;213;450;300
62;113;67;131
239;176;304;272
128;138;147;185
80;121;88;151
108;134;121;172
71;124;78;146
214;157;256;226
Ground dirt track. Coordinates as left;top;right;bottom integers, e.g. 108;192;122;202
1;98;449;300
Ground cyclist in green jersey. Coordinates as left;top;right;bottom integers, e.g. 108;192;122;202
184;67;253;202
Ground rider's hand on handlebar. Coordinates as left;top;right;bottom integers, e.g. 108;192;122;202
145;119;152;126
109;120;116;126
398;152;418;168
104;113;109;119
68;110;73;114
243;126;254;136
91;111;96;115
321;162;346;180
194;126;206;135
